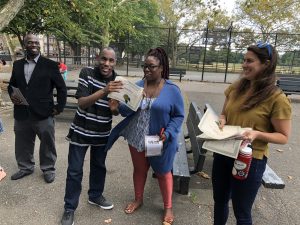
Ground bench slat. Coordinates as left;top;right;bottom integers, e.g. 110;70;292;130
262;164;285;189
277;76;300;95
169;68;186;82
186;102;206;173
173;132;191;195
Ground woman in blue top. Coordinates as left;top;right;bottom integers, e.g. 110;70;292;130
107;47;184;225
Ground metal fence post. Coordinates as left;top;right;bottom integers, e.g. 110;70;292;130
167;28;171;56
224;22;233;83
88;46;91;66
201;21;209;81
46;35;50;57
126;31;129;76
63;40;66;64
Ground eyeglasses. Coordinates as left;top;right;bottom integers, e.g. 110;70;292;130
141;64;160;70
256;41;272;59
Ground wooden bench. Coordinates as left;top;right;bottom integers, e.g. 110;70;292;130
54;80;78;109
262;164;285;189
169;68;186;82
173;101;205;194
0;54;12;61
276;74;300;95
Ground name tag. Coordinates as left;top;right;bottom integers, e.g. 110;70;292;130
145;135;163;157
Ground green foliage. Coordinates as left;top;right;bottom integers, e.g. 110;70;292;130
1;0;162;50
236;0;300;35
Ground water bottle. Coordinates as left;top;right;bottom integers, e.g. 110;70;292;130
232;143;252;180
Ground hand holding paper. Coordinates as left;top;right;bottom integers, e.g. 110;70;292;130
198;105;250;140
197;104;252;158
104;80;123;94
108;77;144;111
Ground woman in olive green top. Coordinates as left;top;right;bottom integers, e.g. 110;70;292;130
212;42;291;225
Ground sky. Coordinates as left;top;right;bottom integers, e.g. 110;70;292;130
219;0;235;15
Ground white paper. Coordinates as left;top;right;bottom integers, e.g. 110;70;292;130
11;86;29;105
108;77;144;111
202;139;243;159
197;104;252;158
145;135;163;157
198;104;250;140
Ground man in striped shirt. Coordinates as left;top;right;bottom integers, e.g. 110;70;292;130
61;47;122;225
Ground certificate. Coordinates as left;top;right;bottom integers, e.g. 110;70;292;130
145;135;163;157
108;76;144;111
11;86;29;105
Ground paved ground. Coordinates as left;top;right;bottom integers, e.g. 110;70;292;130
0;68;300;225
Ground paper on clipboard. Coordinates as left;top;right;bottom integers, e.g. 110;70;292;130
108;77;144;111
11;86;29;105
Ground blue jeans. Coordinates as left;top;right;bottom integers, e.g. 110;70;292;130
64;144;107;211
212;153;267;225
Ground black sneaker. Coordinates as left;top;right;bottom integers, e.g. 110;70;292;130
61;210;74;225
88;195;114;210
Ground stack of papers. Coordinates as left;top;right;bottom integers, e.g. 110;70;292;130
197;104;251;159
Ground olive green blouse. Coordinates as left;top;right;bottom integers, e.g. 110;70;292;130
224;84;292;159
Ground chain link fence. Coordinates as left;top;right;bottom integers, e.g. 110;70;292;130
40;26;300;82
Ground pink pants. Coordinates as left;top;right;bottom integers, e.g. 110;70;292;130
129;145;173;209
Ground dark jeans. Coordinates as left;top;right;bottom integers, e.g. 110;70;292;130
64;144;107;211
212;153;267;225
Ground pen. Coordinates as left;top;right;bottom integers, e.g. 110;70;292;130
160;128;165;136
159;128;166;142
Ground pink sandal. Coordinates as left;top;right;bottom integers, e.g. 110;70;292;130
0;167;6;181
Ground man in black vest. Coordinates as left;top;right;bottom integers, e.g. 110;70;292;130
8;33;67;183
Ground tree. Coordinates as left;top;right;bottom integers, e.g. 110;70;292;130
0;0;25;31
156;0;227;67
1;0;165;67
235;0;300;40
112;0;162;63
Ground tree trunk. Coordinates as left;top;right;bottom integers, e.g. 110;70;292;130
0;0;25;31
70;43;81;65
3;34;16;61
57;39;62;62
102;20;110;47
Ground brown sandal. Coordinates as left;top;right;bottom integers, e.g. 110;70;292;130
162;217;174;225
124;201;143;214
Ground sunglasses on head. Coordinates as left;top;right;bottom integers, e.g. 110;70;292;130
256;41;272;59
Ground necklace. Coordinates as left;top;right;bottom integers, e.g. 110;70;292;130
143;79;164;98
142;79;164;110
